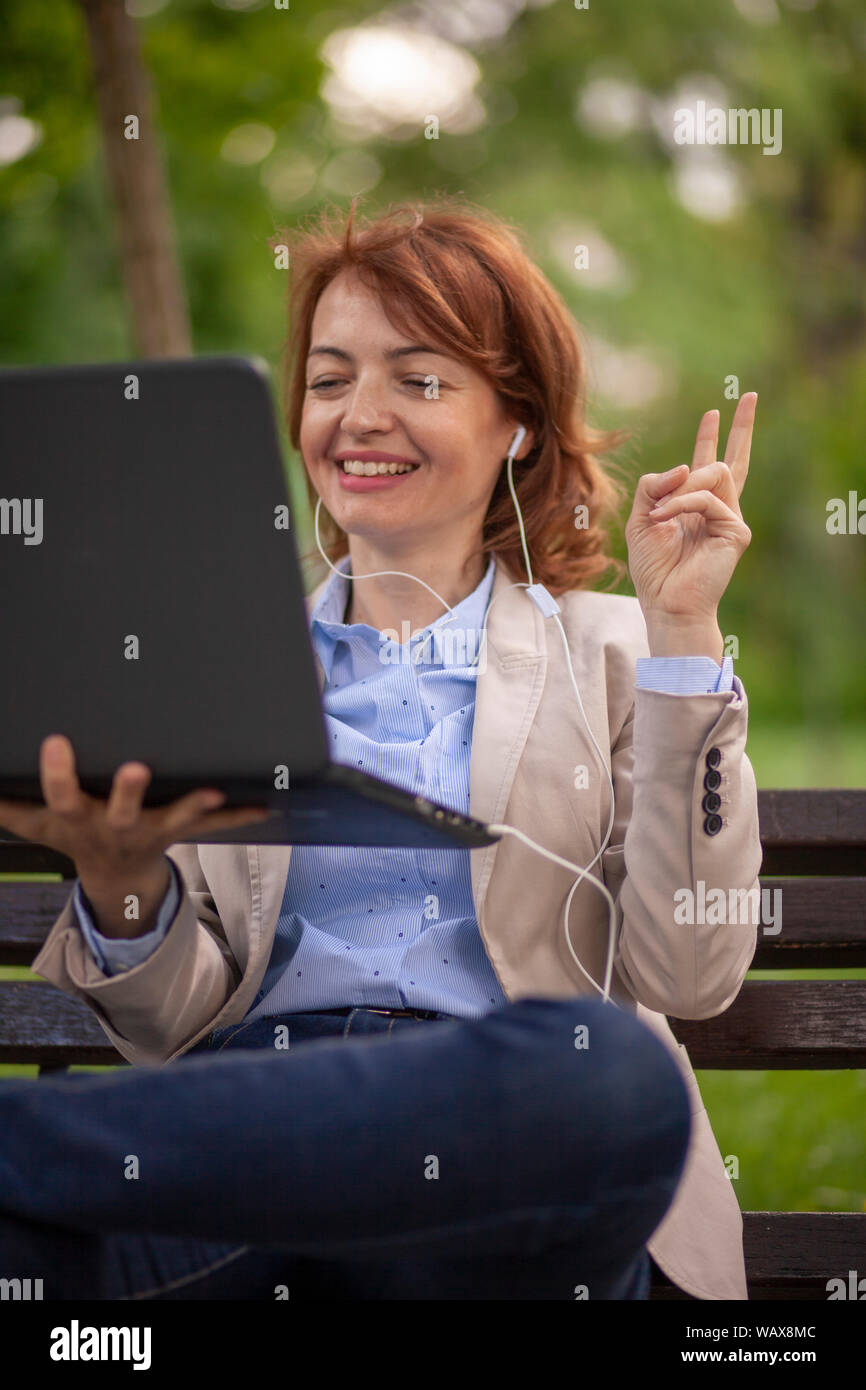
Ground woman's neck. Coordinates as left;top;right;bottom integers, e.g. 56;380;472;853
342;542;489;635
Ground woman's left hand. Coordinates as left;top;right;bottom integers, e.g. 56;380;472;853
625;393;756;638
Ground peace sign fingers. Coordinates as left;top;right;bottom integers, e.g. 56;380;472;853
722;392;757;498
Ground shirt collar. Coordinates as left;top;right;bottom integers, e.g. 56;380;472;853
310;554;497;680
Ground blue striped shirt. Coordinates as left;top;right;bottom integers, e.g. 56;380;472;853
74;556;734;1017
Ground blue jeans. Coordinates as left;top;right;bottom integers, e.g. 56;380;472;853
0;997;689;1300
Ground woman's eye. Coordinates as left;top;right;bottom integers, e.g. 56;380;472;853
309;377;436;391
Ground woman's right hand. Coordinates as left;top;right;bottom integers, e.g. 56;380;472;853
0;734;271;937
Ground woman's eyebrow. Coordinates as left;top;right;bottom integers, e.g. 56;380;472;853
307;343;453;363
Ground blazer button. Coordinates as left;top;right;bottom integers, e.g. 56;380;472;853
703;813;723;835
702;791;722;813
704;768;722;792
706;746;722;769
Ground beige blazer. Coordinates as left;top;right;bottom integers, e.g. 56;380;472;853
33;557;762;1300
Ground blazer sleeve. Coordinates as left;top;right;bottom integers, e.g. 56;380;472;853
602;672;763;1020
30;843;242;1065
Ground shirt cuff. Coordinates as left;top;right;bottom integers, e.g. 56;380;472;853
72;857;181;977
635;654;735;695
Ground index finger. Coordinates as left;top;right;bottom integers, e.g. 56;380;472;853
723;392;757;495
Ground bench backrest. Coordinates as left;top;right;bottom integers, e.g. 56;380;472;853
4;789;864;1066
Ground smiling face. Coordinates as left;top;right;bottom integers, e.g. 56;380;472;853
300;269;530;563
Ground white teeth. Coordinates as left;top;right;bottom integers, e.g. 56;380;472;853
341;459;417;476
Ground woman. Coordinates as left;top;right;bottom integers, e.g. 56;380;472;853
1;198;761;1301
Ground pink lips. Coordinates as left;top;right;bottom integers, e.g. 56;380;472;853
337;467;419;492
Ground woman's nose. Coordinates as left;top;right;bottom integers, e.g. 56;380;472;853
338;380;395;435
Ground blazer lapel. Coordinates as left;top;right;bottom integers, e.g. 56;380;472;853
468;560;548;916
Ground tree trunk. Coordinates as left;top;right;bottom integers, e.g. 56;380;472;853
77;0;191;357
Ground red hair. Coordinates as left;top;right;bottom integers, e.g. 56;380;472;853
272;195;628;596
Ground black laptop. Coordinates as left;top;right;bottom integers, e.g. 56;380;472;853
0;356;498;849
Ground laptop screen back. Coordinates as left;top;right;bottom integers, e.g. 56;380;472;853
0;356;329;805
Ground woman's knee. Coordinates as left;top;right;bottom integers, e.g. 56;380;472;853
476;996;691;1182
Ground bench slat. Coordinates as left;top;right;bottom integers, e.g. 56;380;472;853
3;978;866;1069
757;789;866;844
3;878;866;968
670;980;866;1067
758;788;866;875
751;877;866;968
0;981;127;1067
0;883;72;963
6;838;856;875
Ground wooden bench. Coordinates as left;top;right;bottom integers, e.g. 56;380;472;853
2;787;864;1300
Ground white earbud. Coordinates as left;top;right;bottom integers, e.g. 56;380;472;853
507;425;527;460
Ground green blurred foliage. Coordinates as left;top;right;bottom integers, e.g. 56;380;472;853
1;0;865;778
696;1065;866;1215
